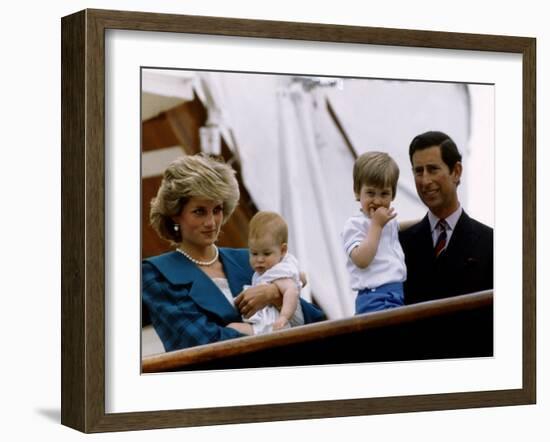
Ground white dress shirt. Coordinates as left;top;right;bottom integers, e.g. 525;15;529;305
427;206;463;251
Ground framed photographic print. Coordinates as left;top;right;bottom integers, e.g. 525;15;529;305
61;8;536;433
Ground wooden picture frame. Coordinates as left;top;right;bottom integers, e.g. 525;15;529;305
61;8;536;433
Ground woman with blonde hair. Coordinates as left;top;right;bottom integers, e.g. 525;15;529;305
143;154;325;351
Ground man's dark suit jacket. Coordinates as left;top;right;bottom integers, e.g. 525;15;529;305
399;211;493;305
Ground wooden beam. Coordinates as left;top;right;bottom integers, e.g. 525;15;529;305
143;290;493;372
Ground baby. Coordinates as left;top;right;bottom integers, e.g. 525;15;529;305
239;211;303;335
341;151;407;314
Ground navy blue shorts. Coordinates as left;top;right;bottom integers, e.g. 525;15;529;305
355;282;404;314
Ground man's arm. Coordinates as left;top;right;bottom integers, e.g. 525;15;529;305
399;218;420;231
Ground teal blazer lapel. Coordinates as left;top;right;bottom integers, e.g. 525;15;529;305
146;251;241;323
218;248;254;299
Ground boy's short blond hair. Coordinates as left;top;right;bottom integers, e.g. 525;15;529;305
248;211;288;245
353;151;400;198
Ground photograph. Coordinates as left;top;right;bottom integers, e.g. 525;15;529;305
140;68;495;372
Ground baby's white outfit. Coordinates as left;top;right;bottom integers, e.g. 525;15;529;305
244;253;304;335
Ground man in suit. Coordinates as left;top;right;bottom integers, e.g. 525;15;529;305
399;131;493;305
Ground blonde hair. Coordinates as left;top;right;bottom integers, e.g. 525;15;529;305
353;151;400;197
248;211;288;245
150;154;240;244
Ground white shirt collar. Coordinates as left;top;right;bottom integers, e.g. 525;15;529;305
428;205;462;233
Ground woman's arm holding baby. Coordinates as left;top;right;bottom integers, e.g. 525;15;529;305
234;283;282;318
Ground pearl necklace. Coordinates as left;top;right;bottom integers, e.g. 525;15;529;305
176;245;219;266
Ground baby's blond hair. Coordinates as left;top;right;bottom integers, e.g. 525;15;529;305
248;211;288;245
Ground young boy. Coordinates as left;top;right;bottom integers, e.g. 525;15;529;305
235;211;303;335
341;151;407;314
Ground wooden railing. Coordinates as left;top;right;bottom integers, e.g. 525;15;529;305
142;290;493;373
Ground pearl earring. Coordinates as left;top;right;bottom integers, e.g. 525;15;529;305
174;224;180;232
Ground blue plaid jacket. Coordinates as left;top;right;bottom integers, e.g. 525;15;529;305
142;248;325;352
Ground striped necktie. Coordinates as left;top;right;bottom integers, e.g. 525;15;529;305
434;219;448;258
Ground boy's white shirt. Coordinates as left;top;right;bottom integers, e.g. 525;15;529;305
342;212;407;291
